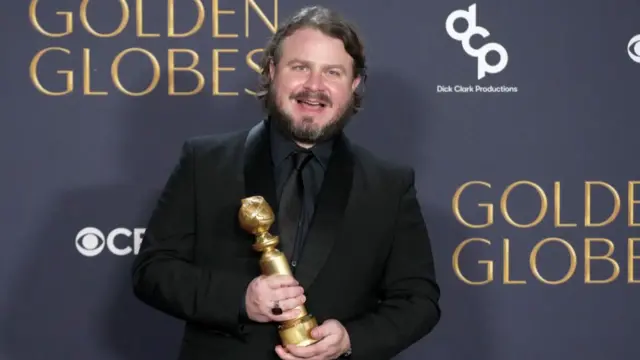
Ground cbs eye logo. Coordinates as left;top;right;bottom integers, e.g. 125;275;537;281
76;227;104;257
628;34;640;63
75;227;145;257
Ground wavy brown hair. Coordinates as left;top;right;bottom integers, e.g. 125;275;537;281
254;6;368;115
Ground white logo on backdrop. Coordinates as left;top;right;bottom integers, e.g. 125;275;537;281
628;34;640;63
445;3;508;79
438;3;518;94
75;227;145;257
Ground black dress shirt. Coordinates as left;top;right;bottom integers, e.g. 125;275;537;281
240;119;334;321
269;119;334;267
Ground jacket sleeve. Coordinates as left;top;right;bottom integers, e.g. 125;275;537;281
342;168;441;359
131;140;254;337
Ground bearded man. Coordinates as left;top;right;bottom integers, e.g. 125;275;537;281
131;5;441;360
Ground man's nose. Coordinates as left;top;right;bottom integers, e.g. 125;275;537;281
303;71;324;91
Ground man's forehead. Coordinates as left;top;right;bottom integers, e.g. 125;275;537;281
279;29;353;65
282;28;344;50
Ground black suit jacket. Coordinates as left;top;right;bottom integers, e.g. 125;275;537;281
131;120;441;360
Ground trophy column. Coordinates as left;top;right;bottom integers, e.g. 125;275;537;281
238;196;319;347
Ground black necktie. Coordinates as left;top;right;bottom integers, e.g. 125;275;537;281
278;150;312;261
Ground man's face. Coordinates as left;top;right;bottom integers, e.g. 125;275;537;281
269;27;361;145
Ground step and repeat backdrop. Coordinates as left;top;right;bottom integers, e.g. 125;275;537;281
1;0;639;359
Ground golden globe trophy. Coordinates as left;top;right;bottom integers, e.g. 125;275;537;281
238;195;319;347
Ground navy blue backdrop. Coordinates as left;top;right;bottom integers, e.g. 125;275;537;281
2;0;640;359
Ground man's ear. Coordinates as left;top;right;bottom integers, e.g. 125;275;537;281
351;75;361;92
269;59;276;81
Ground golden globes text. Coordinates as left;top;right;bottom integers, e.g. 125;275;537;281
451;180;640;285
28;0;279;96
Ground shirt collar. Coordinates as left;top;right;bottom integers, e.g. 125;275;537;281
268;117;334;170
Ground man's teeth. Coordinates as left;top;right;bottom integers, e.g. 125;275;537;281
297;99;324;107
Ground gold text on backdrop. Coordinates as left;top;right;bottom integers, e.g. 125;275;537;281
451;180;640;285
28;0;278;96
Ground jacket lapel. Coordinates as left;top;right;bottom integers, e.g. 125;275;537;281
243;120;280;229
295;134;354;289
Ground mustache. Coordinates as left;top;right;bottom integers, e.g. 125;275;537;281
290;90;332;106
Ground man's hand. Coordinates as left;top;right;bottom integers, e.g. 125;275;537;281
275;319;351;360
245;274;306;323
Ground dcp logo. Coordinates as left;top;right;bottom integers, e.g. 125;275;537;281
628;34;640;63
445;3;508;79
75;227;145;257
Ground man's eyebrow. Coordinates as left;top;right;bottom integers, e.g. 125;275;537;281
285;58;348;72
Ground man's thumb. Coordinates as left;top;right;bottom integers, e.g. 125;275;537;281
311;326;325;339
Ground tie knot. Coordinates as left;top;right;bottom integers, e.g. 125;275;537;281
291;150;312;170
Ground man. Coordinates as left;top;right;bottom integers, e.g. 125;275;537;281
131;5;440;360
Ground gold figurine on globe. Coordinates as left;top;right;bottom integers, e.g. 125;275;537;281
238;195;319;347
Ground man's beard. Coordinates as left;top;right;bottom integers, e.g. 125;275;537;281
267;87;355;145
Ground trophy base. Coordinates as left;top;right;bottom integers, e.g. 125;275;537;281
278;314;319;347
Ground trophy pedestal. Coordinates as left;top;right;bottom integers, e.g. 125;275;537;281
279;314;319;347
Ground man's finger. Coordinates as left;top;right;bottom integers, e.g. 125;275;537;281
277;294;306;312
285;337;331;358
310;326;325;340
266;275;299;288
275;345;305;360
271;308;302;322
310;321;337;339
274;286;305;300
